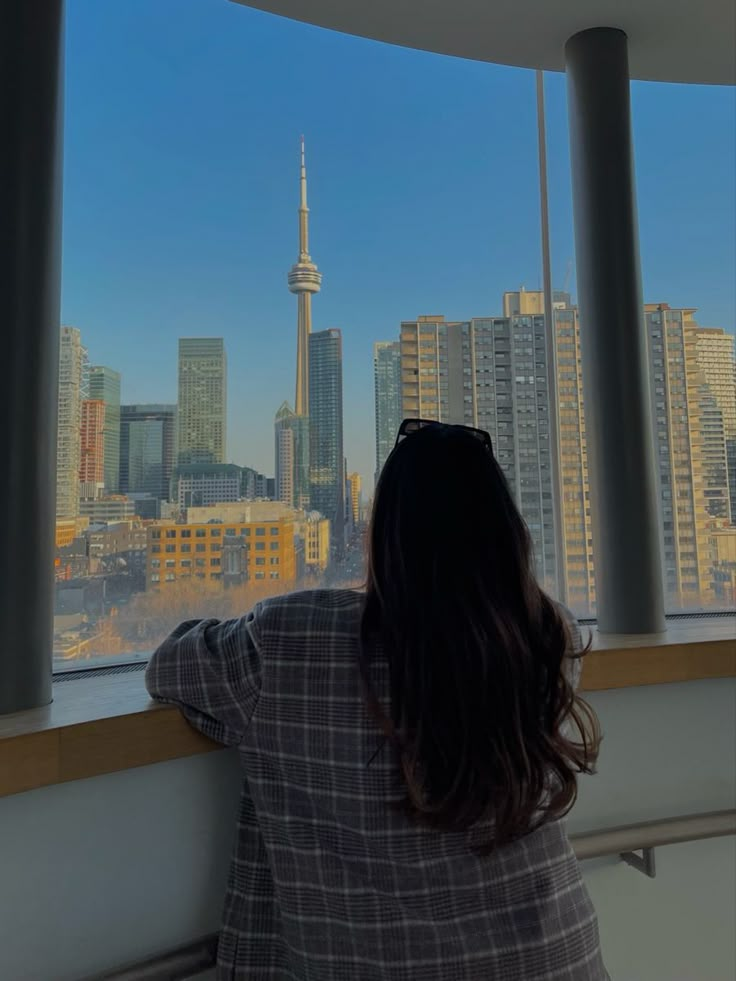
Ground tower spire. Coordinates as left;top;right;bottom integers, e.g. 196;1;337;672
299;135;309;259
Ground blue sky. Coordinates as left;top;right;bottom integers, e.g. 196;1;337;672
62;0;736;485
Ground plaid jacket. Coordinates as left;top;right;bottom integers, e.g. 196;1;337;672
145;589;607;980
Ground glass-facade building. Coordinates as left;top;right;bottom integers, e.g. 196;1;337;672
119;404;177;501
373;340;402;484
88;365;121;493
309;329;345;556
177;338;227;465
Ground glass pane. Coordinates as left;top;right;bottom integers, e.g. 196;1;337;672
55;2;735;669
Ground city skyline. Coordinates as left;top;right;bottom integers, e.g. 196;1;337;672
60;0;735;486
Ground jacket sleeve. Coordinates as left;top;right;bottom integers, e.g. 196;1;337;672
144;607;263;746
558;603;586;692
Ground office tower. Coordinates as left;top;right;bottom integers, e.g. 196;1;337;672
288;137;322;418
373;340;402;482
119;404;177;501
645;304;730;604
691;326;736;523
177;338;227;465
399;314;559;594
309;328;345;555
79;399;106;486
88;366;121;493
56;326;85;519
275;402;296;507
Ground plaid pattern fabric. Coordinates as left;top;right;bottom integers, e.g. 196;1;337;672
146;589;607;980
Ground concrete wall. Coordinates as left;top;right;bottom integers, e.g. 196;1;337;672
0;678;734;981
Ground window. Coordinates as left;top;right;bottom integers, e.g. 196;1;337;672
51;2;734;673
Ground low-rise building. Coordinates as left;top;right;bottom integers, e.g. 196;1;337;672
146;517;299;590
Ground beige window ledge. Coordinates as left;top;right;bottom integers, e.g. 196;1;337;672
0;619;733;799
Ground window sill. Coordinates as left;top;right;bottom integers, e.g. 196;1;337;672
0;619;733;799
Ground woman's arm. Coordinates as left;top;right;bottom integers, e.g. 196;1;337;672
559;604;586;691
144;608;263;746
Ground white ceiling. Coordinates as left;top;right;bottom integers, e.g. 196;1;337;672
231;0;736;85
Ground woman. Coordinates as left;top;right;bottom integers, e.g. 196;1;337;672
146;419;606;980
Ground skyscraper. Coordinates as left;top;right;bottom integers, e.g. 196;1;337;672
79;399;106;486
373;340;402;482
88;365;121;493
399;313;560;596
56;326;85;519
646;304;730;603
275;402;296;507
119;404;177;500
309;328;345;555
274;402;310;510
177;338;227;465
691;326;736;524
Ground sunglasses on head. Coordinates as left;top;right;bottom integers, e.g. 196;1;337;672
395;418;493;454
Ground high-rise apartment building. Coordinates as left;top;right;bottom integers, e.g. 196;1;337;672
502;288;572;317
553;303;596;613
177;338;227;465
56;326;85;519
373;340;402;482
88;366;121;493
120;404;177;501
79;399;106;486
309;328;345;555
645;304;730;603
399;314;558;594
691;326;736;524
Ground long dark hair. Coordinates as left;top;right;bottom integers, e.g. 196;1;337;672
360;423;600;851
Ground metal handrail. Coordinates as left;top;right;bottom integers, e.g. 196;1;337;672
90;809;736;980
570;808;736;860
87;935;218;981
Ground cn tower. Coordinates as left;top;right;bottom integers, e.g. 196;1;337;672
287;136;322;416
